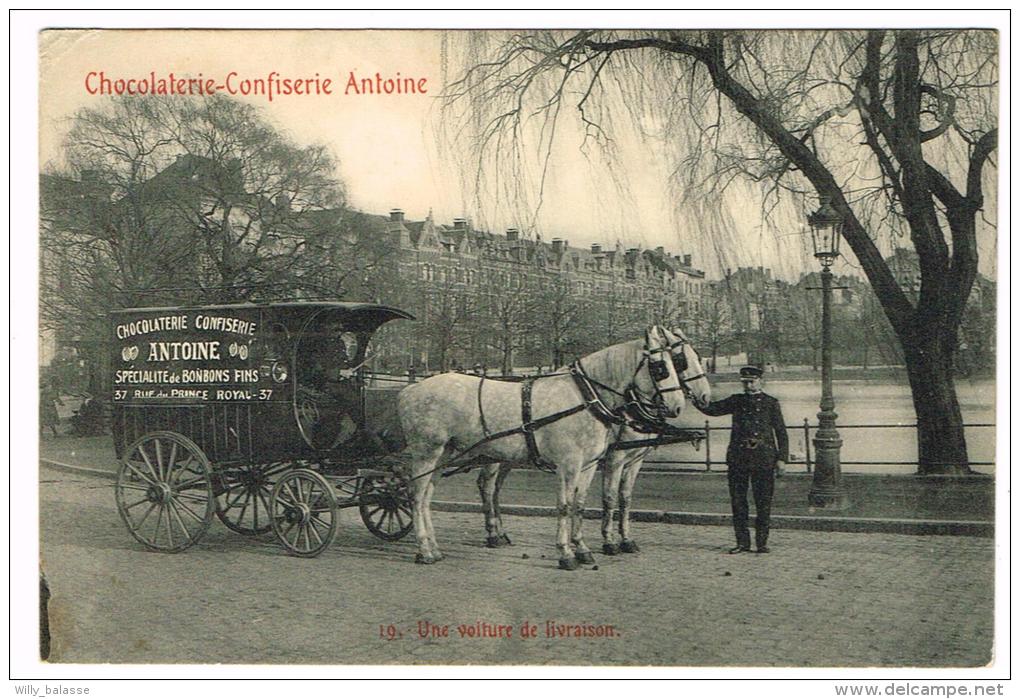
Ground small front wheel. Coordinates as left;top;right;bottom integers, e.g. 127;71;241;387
270;469;338;557
359;475;413;541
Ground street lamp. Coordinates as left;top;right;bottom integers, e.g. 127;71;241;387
807;197;850;510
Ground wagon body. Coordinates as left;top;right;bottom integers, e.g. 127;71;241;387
111;301;411;464
110;301;415;554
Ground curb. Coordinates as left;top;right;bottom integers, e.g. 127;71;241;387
429;500;993;538
41;459;993;538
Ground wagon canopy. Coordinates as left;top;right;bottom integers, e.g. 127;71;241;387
110;301;413;460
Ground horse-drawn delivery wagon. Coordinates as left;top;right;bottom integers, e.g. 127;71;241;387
111;301;414;556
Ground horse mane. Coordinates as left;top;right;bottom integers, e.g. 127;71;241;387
577;337;646;393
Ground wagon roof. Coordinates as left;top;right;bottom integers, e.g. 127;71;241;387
110;301;414;326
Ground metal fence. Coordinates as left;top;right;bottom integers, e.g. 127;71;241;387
364;372;995;474
644;419;996;473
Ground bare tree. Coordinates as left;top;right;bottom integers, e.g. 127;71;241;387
692;286;733;373
41;94;353;389
442;29;996;474
532;276;589;368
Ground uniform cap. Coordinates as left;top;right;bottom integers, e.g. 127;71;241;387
739;365;764;379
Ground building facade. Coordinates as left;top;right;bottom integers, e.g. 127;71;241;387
375;209;708;372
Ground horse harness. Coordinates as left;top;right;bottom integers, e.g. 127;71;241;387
452;334;695;474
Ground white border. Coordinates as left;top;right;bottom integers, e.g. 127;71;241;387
10;8;1012;689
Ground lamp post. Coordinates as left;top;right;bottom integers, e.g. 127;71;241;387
807;197;850;510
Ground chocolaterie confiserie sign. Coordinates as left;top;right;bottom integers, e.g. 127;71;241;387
112;309;275;403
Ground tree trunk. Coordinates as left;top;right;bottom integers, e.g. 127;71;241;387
902;337;972;475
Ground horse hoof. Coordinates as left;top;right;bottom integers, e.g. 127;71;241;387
620;539;640;554
415;553;438;565
576;550;596;565
558;557;580;571
499;533;513;546
602;543;621;556
485;535;512;548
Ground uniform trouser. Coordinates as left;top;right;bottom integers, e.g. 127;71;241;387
727;463;776;548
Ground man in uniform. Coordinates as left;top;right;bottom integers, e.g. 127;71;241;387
696;365;788;554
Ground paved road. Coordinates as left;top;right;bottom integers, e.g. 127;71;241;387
40;466;993;667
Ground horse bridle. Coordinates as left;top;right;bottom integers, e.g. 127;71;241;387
663;332;707;401
576;327;685;425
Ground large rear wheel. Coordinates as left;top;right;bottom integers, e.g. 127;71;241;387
270;469;338;557
115;431;215;552
215;462;291;535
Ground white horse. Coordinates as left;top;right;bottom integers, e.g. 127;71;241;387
476;327;711;558
396;326;689;570
601;328;710;555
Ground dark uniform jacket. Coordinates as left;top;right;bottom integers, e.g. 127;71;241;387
700;392;789;467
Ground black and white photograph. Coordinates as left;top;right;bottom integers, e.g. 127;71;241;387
13;9;1009;687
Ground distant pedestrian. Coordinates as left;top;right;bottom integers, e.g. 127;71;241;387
40;379;63;437
695;365;788;554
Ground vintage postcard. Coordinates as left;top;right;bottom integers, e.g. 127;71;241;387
17;12;1008;685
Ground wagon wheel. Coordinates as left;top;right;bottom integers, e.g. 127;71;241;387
214;462;291;536
359;474;414;541
115;431;216;553
270;469;338;557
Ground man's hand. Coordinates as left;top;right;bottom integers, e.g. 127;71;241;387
775;460;786;477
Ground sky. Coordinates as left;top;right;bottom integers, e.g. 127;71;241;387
38;28;998;282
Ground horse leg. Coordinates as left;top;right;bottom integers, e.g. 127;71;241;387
619;452;646;554
422;480;442;561
477;463;502;547
492;462;513;545
601;450;626;556
406;444;444;564
556;467;579;571
571;462;600;565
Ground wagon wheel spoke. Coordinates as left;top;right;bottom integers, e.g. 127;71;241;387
118;482;152;493
122;460;157;487
252;490;262;533
167;500;191;543
281;519;298;542
133;502;158;530
220;488;248;511
136;445;160;483
390;507;409;533
122;495;151;511
173;475;210;493
283;481;302;507
152;503;165;544
308;513;333;533
171;494;206;524
154;438;167;482
262;462;292;478
307;521;324;547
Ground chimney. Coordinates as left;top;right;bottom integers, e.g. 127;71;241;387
389;209;404;222
590;243;602;254
683;254;692;266
506;228;518;241
453;218;468;230
551;238;564;254
655;246;664;255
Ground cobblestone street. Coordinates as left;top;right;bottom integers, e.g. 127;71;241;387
41;467;994;667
